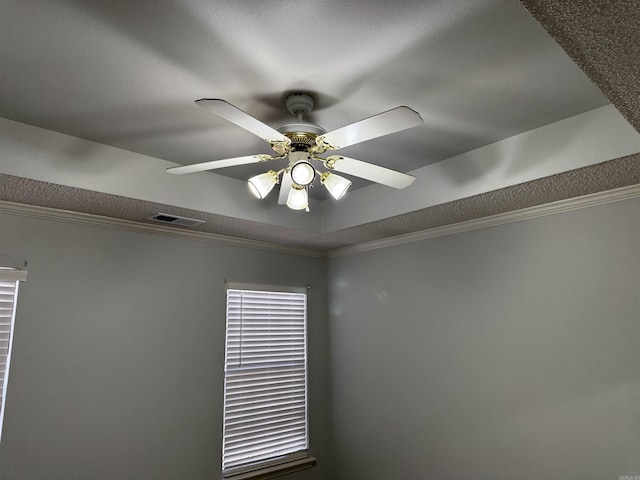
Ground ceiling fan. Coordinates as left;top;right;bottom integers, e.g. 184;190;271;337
167;93;423;211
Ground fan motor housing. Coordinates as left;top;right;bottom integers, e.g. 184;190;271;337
276;123;327;152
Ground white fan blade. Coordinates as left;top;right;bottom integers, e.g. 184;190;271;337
317;106;422;150
278;170;293;204
326;156;415;189
196;99;290;145
166;155;264;175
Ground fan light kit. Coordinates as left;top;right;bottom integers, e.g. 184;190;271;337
167;93;423;212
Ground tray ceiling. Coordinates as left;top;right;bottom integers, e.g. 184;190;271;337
0;0;638;251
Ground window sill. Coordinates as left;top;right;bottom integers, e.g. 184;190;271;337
224;455;317;480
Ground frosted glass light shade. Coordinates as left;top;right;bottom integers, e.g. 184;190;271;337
248;170;278;199
290;161;315;186
286;186;308;210
321;172;352;200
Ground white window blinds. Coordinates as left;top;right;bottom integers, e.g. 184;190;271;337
0;268;26;440
223;287;309;476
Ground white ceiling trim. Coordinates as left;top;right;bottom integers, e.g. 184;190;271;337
2;183;639;260
0;200;325;258
327;183;640;257
323;105;640;231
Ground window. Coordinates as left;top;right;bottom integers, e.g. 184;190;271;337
0;267;27;441
222;285;314;479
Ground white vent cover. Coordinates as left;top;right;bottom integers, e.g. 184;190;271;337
148;213;205;227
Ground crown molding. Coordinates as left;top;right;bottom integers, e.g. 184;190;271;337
0;201;326;259
328;184;640;257
2;184;640;259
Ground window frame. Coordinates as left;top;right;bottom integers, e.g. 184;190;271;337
222;283;315;480
0;267;27;442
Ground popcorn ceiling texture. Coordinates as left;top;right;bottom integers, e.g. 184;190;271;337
0;173;322;248
2;154;639;251
318;154;640;249
2;0;639;252
521;0;640;133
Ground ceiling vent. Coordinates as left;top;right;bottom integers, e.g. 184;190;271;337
148;213;205;227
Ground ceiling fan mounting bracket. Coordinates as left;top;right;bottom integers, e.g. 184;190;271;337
324;155;341;169
270;142;289;156
285;93;314;118
315;137;339;151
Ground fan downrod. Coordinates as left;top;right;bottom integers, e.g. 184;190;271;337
273;94;326;154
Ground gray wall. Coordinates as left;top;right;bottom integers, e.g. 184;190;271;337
0;212;332;480
328;197;640;480
2;196;639;480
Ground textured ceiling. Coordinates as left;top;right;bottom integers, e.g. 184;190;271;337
521;0;640;130
0;0;639;251
1;154;639;251
0;1;608;187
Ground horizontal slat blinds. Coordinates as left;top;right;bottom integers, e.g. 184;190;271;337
0;274;20;438
223;288;308;475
